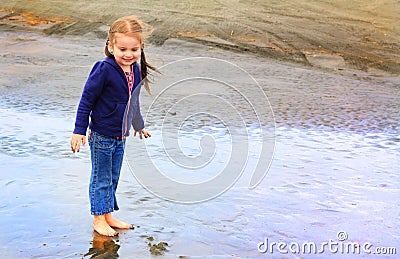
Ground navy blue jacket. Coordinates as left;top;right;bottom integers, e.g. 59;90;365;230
73;57;144;137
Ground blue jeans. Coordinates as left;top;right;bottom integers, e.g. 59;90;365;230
88;131;125;215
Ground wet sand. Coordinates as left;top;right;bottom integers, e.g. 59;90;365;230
0;29;399;258
0;0;399;74
0;1;400;258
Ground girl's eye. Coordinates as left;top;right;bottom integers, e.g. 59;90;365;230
120;48;126;51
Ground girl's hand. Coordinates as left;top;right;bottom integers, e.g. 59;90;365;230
70;133;86;153
134;128;151;139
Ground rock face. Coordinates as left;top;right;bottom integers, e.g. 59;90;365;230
0;0;399;74
305;53;346;71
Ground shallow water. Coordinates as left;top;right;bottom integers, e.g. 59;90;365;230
0;31;399;258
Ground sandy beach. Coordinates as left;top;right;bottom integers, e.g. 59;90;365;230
0;1;399;258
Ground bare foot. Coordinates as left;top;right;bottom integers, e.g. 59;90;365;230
105;213;133;229
93;215;118;236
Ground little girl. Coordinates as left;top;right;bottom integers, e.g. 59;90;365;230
70;16;156;236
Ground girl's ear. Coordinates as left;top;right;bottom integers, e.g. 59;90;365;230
107;41;114;55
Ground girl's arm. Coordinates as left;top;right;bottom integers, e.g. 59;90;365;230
131;63;150;139
73;61;106;135
71;61;106;152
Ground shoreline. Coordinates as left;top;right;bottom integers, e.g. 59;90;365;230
1;0;399;76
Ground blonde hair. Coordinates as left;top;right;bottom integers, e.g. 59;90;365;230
105;16;156;95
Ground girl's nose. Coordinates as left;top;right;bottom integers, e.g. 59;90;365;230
127;52;137;58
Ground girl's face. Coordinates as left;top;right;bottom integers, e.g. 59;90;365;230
109;33;141;71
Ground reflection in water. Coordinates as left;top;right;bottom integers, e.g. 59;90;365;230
84;234;120;259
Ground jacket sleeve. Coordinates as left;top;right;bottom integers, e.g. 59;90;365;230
73;61;106;135
131;101;145;131
130;63;145;131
